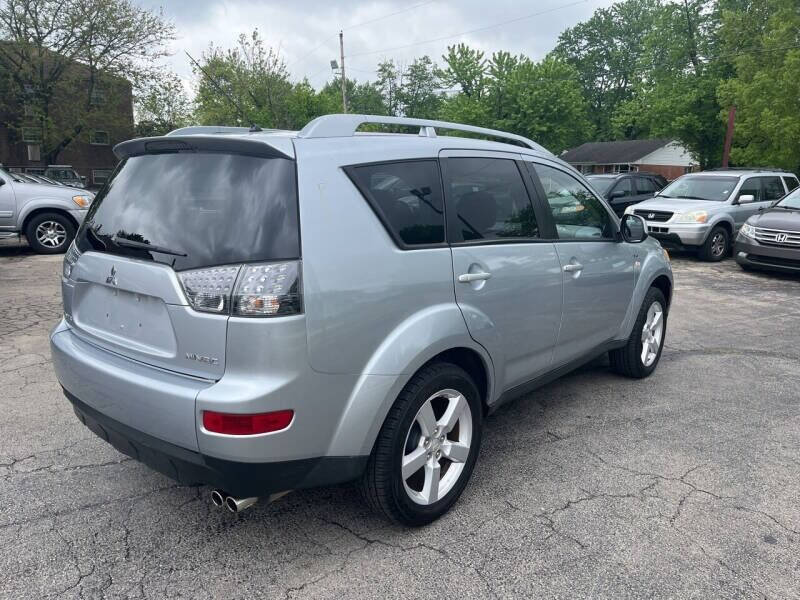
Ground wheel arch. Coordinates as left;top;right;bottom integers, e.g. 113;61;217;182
21;206;80;233
650;274;673;308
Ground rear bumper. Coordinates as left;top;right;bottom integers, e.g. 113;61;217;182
65;390;367;497
734;238;800;273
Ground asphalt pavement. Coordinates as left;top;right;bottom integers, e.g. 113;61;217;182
1;238;798;599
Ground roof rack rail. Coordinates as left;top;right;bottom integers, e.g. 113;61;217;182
709;166;789;172
298;114;548;152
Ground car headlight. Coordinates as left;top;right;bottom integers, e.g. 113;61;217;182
624;205;635;215
740;222;756;239
72;195;92;208
672;210;708;224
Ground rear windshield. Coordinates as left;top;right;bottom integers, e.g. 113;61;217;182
76;152;299;271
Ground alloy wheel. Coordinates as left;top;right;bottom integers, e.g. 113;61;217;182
35;221;67;248
401;389;473;505
710;232;726;257
640;301;664;367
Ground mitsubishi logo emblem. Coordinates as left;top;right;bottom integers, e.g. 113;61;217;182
776;233;788;243
106;265;118;286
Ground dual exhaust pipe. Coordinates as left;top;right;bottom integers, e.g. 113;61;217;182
210;489;290;514
210;489;258;514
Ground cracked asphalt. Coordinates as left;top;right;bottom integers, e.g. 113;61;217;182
1;237;799;599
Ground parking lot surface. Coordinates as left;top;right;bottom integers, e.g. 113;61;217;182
1;239;799;599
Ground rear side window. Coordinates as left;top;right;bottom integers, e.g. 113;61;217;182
443;157;539;242
346;160;444;247
763;176;785;201
77;152;299;271
782;176;799;192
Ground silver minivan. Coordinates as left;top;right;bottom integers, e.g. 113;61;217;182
51;115;673;525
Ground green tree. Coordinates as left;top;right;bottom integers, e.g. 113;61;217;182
717;0;800;171
612;0;729;168
376;59;402;116
134;70;192;137
0;0;175;163
397;56;441;118
554;0;662;140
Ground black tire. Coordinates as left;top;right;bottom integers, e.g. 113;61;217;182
359;362;483;526
609;287;668;379
25;212;76;254
698;225;729;262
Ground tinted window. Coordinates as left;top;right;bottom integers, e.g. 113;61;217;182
348;160;444;246
737;178;762;202
532;163;614;240
586;177;614;195
763;176;785;201
444;157;538;242
611;178;633;197
77;153;299;271
636;176;657;194
782;176;799;192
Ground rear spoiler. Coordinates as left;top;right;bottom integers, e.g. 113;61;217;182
113;135;295;161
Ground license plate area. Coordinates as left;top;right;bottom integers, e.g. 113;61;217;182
72;283;178;357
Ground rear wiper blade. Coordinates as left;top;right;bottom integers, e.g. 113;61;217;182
113;237;187;256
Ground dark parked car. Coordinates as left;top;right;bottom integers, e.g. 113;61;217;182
587;172;667;216
735;186;800;273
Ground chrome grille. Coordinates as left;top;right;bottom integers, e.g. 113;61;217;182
634;209;673;222
753;226;800;247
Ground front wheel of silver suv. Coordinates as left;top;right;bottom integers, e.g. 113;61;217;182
609;287;667;379
360;362;483;526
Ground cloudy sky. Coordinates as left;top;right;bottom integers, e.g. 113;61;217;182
138;0;616;90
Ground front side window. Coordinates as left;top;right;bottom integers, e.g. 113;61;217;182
762;176;785;201
347;160;444;247
444;157;539;242
532;163;614;240
91;131;110;145
737;178;762;202
636;177;657;195
611;178;633;197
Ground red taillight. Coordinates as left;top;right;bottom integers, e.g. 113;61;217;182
202;410;294;435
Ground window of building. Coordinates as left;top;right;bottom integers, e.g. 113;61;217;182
21;127;42;143
90;86;106;105
443;157;539;243
346;160;445;247
91;130;110;145
532;163;614;240
92;169;113;186
612;164;632;173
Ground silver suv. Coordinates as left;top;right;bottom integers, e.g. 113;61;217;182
0;167;94;253
625;169;799;261
50;115;673;525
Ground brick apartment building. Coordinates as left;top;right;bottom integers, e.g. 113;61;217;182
0;51;134;190
561;139;698;181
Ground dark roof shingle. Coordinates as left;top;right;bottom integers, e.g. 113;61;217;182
561;139;673;164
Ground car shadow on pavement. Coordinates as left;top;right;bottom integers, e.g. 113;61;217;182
0;237;36;257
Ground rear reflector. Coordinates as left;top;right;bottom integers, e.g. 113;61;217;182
203;410;294;435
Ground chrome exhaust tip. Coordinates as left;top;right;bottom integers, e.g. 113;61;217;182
225;495;259;514
210;489;226;508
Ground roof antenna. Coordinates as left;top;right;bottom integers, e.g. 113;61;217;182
185;50;253;127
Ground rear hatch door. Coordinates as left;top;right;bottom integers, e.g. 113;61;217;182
66;136;299;380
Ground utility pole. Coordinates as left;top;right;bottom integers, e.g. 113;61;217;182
722;105;736;168
339;30;348;113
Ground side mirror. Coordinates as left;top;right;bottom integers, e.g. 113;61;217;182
620;214;648;243
609;190;625;200
737;194;755;204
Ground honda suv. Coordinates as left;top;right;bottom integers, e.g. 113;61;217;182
625;169;799;261
50;115;673;525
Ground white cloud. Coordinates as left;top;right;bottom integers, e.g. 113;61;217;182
139;0;615;90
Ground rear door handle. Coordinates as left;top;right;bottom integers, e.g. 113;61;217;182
458;272;492;283
563;263;583;273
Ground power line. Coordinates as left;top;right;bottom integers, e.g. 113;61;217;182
347;0;590;59
343;0;437;31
